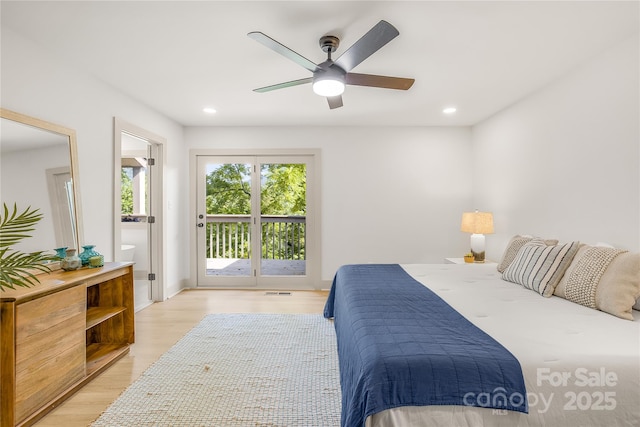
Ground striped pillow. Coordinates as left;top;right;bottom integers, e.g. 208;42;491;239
497;235;559;273
502;239;580;297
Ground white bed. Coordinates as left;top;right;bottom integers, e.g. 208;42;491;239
365;263;640;427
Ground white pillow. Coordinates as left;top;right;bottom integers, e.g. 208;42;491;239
555;245;640;320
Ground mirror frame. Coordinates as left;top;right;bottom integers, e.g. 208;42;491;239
1;108;84;257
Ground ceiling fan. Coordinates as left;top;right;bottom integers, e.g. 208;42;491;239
248;20;415;109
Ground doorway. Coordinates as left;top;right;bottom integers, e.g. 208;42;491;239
194;152;319;289
114;118;165;309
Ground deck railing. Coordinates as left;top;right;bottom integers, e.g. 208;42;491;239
205;214;306;260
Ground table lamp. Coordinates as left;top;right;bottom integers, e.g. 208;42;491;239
460;210;494;262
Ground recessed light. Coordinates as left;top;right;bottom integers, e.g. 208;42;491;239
203;107;217;114
443;107;457;114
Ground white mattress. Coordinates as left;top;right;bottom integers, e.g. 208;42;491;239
365;263;640;427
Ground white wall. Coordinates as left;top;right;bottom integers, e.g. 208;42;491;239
1;28;189;297
472;34;640;256
186;126;474;284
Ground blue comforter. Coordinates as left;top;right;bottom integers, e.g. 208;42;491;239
324;264;528;427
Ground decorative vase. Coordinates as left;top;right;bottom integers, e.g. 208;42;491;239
61;249;82;271
79;245;101;266
54;247;68;260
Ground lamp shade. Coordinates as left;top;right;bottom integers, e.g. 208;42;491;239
460;211;494;234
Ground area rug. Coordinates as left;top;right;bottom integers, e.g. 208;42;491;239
92;314;341;427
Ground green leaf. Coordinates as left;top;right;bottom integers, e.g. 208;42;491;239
0;203;56;291
0;203;43;249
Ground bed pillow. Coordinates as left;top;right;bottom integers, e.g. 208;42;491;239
497;235;559;273
554;246;640;320
502;239;580;297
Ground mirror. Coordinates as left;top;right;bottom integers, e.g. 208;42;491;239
0;108;83;256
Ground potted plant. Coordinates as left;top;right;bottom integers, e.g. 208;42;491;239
0;203;59;291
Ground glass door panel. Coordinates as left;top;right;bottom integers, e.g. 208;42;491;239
196;157;256;286
259;163;306;277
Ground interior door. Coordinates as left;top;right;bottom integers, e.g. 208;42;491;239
114;118;165;307
120;132;154;309
196;154;314;289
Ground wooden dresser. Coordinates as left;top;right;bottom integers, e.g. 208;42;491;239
0;262;134;427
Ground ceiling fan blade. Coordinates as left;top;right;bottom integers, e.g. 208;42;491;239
327;95;343;109
345;73;415;90
253;77;313;93
333;20;399;72
248;31;318;73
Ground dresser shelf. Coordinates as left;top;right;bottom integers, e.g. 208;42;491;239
86;343;130;376
86;306;127;329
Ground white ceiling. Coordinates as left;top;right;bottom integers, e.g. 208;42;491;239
2;1;638;127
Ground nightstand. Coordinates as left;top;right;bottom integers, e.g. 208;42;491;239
445;258;496;265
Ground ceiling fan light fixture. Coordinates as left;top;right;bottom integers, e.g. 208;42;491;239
312;76;345;97
249;21;413;108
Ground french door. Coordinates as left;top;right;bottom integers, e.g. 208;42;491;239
195;154;316;289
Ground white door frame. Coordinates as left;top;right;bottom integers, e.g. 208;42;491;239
113;118;166;303
190;148;321;290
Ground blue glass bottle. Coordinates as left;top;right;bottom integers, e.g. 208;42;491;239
79;245;101;266
54;247;68;260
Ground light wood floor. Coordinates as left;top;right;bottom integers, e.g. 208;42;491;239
33;289;329;427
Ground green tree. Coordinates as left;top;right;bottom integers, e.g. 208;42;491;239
205;163;307;260
205;164;251;214
121;168;133;215
260;164;306;215
205;163;306;215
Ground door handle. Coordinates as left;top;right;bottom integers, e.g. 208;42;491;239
197;223;204;228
